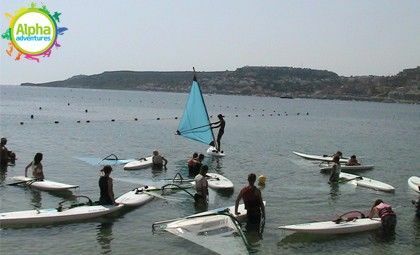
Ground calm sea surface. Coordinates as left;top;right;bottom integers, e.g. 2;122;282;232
0;86;419;254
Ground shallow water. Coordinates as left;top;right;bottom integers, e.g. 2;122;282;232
0;86;419;254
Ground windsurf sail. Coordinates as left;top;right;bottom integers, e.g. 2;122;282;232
153;212;249;255
177;71;216;146
75;155;136;166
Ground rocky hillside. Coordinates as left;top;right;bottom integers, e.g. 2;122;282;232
21;66;420;103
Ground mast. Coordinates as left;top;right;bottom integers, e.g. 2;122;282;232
193;67;216;146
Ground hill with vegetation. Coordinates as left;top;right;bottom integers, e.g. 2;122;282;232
21;66;420;103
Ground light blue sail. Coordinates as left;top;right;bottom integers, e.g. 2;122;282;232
177;77;215;145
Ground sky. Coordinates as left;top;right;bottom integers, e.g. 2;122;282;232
0;0;419;85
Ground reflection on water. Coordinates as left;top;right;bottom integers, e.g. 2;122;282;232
151;165;167;177
278;232;333;246
0;168;7;184
47;190;77;201
210;157;223;174
245;219;264;247
96;220;114;254
30;189;42;208
329;182;340;202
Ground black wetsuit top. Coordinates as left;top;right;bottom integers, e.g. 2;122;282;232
218;119;225;133
0;146;9;167
99;176;113;205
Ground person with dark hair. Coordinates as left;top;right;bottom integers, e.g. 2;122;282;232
24;153;44;180
235;173;265;232
369;199;397;234
346;155;360;166
0;138;9;171
99;165;116;205
211;114;225;152
152;150;168;168
0;138;15;170
194;165;209;205
333;151;343;158
328;155;341;183
190;154;204;177
188;152;198;176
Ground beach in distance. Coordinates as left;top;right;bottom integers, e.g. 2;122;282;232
0;85;419;254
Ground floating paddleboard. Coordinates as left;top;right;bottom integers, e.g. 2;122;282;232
191;173;234;190
115;186;157;206
408;176;420;193
76;157;136;166
0;204;123;227
206;146;225;157
293;151;348;163
123;156;153;170
320;165;374;173
339;173;395;192
279;218;381;234
10;176;78;191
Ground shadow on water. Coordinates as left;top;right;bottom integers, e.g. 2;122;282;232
215;188;234;198
96;220;114;255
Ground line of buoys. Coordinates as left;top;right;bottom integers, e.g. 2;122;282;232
85;109;88;113
17;112;310;126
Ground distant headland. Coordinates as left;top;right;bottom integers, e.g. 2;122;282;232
21;66;420;103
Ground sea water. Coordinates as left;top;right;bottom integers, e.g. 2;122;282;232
0;86;419;254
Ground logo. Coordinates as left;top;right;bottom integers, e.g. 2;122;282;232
2;3;68;62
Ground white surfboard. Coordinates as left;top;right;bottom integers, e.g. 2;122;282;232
115;186;157;206
279;218;381;234
123;156;153;170
339;173;395;192
320;165;374;173
206;146;226;157
408;176;420;193
191;173;234;190
10;176;78;191
293;151;348;163
0;204;123;227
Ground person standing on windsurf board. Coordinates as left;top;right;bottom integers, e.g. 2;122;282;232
211;114;225;152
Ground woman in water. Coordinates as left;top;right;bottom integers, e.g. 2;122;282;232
328;155;341;183
24;153;44;180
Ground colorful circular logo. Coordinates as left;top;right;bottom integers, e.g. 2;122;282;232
2;3;67;62
10;9;57;55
